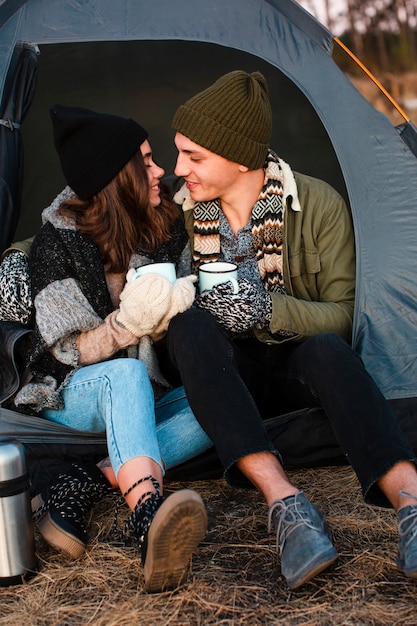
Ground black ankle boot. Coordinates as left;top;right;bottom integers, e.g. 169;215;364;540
124;480;208;593
126;491;164;559
121;475;163;558
32;462;112;559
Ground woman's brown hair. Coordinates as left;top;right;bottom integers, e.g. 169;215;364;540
58;150;179;272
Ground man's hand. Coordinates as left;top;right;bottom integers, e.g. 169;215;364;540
150;275;197;341
195;278;272;334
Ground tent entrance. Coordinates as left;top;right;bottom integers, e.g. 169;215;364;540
17;39;347;241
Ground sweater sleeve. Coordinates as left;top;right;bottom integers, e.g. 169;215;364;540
176;241;193;278
29;222;138;366
76;311;138;365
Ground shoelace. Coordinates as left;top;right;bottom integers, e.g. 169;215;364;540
32;500;47;523
267;495;316;555
32;463;110;524
112;475;161;547
125;492;164;561
398;491;417;546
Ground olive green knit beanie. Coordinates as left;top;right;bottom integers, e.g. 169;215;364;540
172;70;272;170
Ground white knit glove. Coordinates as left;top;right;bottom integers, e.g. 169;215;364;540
150;275;197;341
116;273;173;337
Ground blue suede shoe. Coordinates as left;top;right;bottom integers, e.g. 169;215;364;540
268;491;338;589
397;492;417;578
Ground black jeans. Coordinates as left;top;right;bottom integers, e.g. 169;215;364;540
167;308;416;507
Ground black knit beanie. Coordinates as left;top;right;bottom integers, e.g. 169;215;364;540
50;104;148;199
172;70;272;170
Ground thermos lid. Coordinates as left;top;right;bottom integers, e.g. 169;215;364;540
0;439;26;482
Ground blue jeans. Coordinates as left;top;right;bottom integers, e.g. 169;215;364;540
42;358;213;479
167;309;417;507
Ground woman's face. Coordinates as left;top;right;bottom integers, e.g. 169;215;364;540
140;140;165;208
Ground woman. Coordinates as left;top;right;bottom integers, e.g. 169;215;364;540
14;105;211;593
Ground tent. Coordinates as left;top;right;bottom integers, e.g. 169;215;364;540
1;0;417;490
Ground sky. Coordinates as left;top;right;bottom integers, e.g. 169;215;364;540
297;0;347;35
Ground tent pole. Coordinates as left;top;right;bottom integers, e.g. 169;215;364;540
333;36;410;123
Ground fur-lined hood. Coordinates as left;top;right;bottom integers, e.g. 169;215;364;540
41;186;77;230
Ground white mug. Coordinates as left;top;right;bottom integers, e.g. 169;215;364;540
130;262;176;284
199;261;239;294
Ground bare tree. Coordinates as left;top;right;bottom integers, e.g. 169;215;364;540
322;0;334;32
339;0;416;71
394;0;417;67
345;0;365;58
297;0;416;71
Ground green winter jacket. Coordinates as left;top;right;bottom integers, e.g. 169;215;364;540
1;236;34;261
182;171;356;344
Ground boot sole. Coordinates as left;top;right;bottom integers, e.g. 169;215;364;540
143;489;207;593
36;511;87;560
32;492;86;559
287;548;338;589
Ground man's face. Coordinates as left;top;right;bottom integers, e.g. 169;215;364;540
174;133;242;203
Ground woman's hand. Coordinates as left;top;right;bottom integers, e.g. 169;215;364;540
150;275;197;341
117;273;173;337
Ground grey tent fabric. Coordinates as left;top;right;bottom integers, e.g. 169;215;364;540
0;0;417;467
0;41;37;255
397;121;417;158
0;0;28;30
0;406;106;446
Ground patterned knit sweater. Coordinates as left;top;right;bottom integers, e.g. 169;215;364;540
15;188;189;413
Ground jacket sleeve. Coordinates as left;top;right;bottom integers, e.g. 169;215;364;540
0;236;34;261
267;174;355;343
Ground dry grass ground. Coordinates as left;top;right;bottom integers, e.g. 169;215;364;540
1;465;416;625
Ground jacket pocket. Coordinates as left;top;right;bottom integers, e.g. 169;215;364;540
289;248;321;278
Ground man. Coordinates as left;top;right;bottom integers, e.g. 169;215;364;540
166;70;417;589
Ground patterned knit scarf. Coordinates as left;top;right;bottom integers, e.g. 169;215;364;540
192;150;287;293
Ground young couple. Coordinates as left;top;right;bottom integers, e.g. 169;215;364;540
4;70;417;593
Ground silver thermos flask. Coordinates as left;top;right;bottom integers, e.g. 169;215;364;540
0;438;37;585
